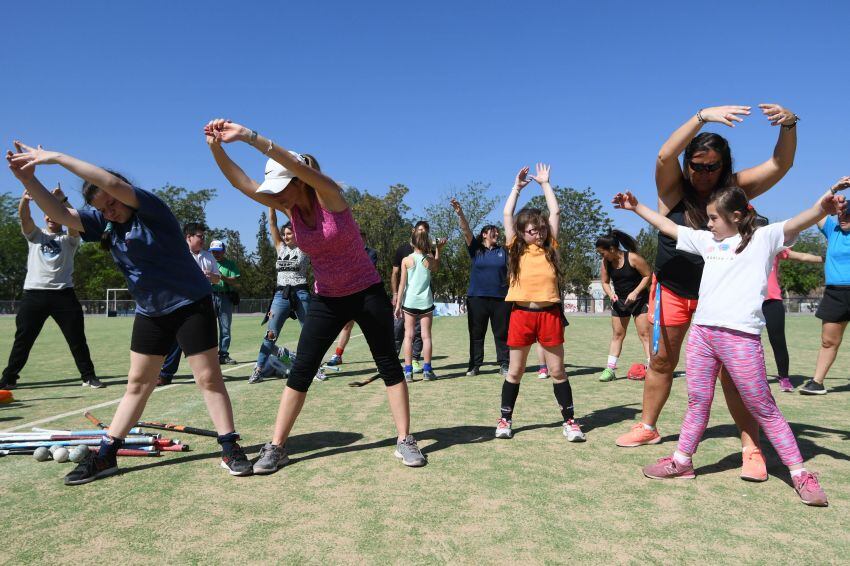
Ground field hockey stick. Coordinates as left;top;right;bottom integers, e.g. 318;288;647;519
320;365;341;372
348;374;381;387
0;449;34;456
79;446;161;457
135;421;218;438
32;427;145;436
83;411;107;429
652;282;662;355
0;437;158;449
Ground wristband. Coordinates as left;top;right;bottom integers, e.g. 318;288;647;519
249;129;258;143
782;114;799;130
696;109;705;123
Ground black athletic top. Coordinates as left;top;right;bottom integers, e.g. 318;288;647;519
654;200;705;299
606;251;647;298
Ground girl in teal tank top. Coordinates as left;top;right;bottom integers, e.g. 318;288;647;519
394;231;446;380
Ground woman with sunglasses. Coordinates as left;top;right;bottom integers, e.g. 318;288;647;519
615;103;799;482
450;198;511;377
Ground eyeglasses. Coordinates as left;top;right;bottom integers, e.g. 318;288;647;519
688;161;722;173
190;233;205;239
524;227;543;236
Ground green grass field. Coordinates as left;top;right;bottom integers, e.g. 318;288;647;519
1;314;848;564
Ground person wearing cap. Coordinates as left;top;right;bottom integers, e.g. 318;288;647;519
204;118;426;471
0;185;102;390
209;239;241;365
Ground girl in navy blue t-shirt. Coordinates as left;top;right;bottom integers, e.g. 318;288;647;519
8;142;252;485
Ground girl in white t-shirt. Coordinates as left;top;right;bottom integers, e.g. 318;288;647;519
613;181;849;507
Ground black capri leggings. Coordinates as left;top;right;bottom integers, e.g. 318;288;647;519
287;283;404;392
762;299;789;378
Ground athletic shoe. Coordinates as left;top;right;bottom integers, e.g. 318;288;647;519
495;418;513;439
793;471;828;507
219;355;238;365
499;365;509;378
404;371;413;383
627;363;647;380
314;369;328;382
82;377;106;389
563;419;586;442
248;367;264;384
395;435;426;467
0;378;17;390
616;423;662;447
643;455;695;480
741;446;768;482
423;370;437;381
777;377;794;393
599;368;616;382
412;360;424;374
64;451;118;486
156;375;172;387
799;380;826;395
465;367;480;376
326;354;343;367
220;443;253;476
253;442;289;475
537;367;549;380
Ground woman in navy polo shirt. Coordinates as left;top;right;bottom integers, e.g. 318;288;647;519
8;142;252;485
451;198;510;376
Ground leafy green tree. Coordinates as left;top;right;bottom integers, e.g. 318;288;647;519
0;193;29;299
73;243;127;299
152;184;217;229
240;211;278;299
780;228;826;296
635;227;658;271
526;186;612;295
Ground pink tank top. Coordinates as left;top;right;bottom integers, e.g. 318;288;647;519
766;248;790;301
291;196;381;297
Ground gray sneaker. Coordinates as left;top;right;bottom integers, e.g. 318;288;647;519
404;371;413;383
395;435;426;467
248;366;264;384
423;369;437;381
253;442;289;474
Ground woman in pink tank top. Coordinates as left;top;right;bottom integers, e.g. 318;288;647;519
203;118;425;471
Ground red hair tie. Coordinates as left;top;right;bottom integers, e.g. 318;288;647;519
746;204;754;211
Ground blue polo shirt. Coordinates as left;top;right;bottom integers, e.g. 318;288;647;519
78;187;211;316
467;239;508;298
820;216;850;285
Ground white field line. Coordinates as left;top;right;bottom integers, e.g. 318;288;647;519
1;332;366;433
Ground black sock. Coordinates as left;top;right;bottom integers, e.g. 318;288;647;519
553;380;574;422
217;431;240;455
97;435;124;459
500;380;520;421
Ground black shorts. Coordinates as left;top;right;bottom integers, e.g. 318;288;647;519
611;294;649;318
130;295;218;356
402;305;435;317
816;286;850;323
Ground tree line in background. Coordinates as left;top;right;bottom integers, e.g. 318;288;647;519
0;183;829;302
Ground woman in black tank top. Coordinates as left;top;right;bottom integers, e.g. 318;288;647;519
596;230;651;382
616;103;799;482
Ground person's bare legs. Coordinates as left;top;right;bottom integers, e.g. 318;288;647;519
634;313;652;362
271;386;308;446
419;313;433;364
640;323;689;426
507;345;532;385
403;312;416;367
336;320;355;351
186;347;237;434
385;381;411;441
107;351;164;438
609;316;629;358
813;321;848;384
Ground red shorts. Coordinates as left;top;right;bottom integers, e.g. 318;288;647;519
507;305;564;347
648;275;699;327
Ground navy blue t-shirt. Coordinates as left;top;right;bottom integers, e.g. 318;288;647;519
467;239;508;298
78;188;211;316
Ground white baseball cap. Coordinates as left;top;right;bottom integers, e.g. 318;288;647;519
209;240;225;252
256;151;307;195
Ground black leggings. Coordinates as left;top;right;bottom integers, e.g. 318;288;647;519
762;299;789;378
287;283;404;392
467;295;511;371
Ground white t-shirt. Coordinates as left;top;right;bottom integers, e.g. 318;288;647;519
676;222;789;335
24;228;80;290
190;249;221;279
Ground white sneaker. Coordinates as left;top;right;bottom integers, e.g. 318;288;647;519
495;418;513;439
563;419;586;442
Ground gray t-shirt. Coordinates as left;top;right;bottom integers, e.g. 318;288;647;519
276;243;309;287
24;228;80;290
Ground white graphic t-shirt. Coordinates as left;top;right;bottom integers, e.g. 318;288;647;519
24;228;80;290
276;244;309;287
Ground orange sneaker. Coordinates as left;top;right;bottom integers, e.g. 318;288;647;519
616;423;662;447
741;446;768;482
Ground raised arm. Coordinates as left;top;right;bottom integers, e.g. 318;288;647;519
735;104;798;199
11;142;138;209
450;198;474;246
784;249;823;264
784;178;850;243
426;238;447;272
613;191;679;240
656;105;751;213
6;151;83;233
268;207;283;249
530;163;558;239
503;166;531;243
53;184;80;237
18;192;36;235
207;119;348;212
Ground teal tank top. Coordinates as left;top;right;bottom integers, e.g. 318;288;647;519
402;252;434;310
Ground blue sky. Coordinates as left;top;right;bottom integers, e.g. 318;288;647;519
2;1;848;249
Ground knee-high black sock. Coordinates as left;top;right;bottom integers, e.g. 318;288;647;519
553;380;574;422
500;380;520;421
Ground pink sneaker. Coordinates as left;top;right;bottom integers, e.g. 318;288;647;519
793;472;828;507
777;377;794;393
616;423;662;447
642;455;695;480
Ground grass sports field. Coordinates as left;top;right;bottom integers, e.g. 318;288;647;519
1;313;848;564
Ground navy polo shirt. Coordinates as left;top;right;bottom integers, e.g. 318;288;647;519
467;239;508;298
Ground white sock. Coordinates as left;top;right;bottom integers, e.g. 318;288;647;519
645;358;650;368
673;450;692;465
607;355;618;369
641;422;656;431
790;468;807;478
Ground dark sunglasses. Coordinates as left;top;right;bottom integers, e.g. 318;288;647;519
688;161;722;173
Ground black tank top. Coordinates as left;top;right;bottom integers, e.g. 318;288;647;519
607;251;647;298
654;200;705;299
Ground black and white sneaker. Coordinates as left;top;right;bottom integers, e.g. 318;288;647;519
799;379;827;395
64;452;118;486
0;379;17;390
82;377;106;389
220;443;253;476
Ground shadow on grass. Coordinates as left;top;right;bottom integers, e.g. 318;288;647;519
581;403;641;432
9;376;130;389
0;415;22;422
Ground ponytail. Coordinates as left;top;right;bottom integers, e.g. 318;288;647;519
595;229;637;252
707;187;758;253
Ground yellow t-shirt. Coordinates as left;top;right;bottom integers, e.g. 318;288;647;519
504;243;560;303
